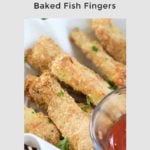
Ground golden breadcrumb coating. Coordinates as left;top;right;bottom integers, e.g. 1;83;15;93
25;74;48;110
24;106;60;145
92;18;126;64
25;72;94;150
25;36;63;72
25;36;111;105
70;29;126;87
25;74;93;114
50;54;111;105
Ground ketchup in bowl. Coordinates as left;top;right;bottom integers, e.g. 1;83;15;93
106;115;126;150
90;87;126;150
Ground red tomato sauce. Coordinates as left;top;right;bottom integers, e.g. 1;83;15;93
106;115;126;150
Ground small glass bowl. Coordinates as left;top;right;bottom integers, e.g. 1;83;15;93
90;87;126;150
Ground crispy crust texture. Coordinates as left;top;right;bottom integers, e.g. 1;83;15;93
24;106;60;145
25;36;111;105
25;36;63;72
50;54;111;106
25;74;93;113
25;74;48;110
92;19;126;64
70;29;126;87
25;71;94;150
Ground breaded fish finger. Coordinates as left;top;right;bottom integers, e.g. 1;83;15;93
50;54;111;106
24;106;60;145
25;36;111;105
25;74;93;114
25;72;94;150
25;74;48;110
25;36;63;72
70;29;126;87
92;18;126;64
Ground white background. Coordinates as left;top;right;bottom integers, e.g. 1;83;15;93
0;0;150;149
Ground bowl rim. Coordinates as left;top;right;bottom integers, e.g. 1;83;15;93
89;86;126;149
